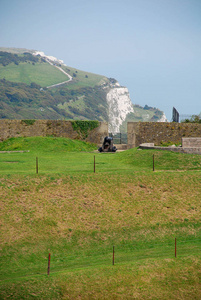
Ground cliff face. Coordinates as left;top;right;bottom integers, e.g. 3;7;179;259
106;82;134;133
157;113;168;122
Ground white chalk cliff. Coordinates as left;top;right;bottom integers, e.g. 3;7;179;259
106;82;134;134
33;51;65;65
157;113;168;122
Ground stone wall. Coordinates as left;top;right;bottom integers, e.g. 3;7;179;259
127;122;201;148
182;137;201;148
139;145;201;155
0;120;108;145
2;120;201;149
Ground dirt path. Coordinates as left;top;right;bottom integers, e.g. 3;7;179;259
45;59;73;89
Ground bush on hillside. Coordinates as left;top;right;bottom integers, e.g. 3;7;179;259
0;51;39;66
182;114;201;124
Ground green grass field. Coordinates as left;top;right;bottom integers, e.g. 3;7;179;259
0;63;68;87
0;137;201;299
0;61;107;89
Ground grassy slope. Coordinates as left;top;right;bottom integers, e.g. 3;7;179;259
0;137;201;299
120;105;163;132
0;63;107;89
0;47;107;86
61;65;108;89
132;106;155;121
0;58;107;91
0;51;109;121
0;47;107;89
0;63;69;87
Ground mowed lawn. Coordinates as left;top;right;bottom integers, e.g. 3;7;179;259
0;136;201;175
0;137;201;299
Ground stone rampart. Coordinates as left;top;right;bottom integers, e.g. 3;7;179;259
128;122;201;148
0;120;108;145
182;137;201;148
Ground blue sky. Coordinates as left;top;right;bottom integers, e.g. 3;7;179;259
0;0;201;120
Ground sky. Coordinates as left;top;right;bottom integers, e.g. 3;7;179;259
0;0;201;121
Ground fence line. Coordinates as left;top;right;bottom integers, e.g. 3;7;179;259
46;237;200;275
1;152;201;174
1;237;200;281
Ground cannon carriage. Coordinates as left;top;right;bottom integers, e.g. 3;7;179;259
98;136;117;152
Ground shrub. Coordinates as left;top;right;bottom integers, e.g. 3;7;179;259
71;120;99;139
21;119;36;126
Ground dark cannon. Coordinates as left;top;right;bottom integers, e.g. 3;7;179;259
98;136;117;152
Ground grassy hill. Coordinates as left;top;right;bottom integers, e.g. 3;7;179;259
0;49;110;121
0;62;68;86
120;104;164;132
0;48;108;89
0;137;201;299
61;65;107;89
0;48;165;125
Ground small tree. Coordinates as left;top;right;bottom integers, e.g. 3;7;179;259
30;82;41;89
182;114;201;123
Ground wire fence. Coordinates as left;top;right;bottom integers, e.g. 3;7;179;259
2;237;200;280
49;238;201;270
41;237;201;275
1;153;201;175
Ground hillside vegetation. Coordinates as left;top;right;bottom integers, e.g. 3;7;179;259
0;48;165;124
0;137;201;299
0;49;109;121
0;79;109;121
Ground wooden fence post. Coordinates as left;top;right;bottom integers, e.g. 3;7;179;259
36;157;38;174
47;253;51;275
153;154;155;171
175;238;177;258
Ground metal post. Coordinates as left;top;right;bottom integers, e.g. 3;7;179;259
36;157;38;174
47;253;51;275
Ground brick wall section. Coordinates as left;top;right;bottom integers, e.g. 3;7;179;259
182;137;201;148
0;120;108;144
127;122;201;148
